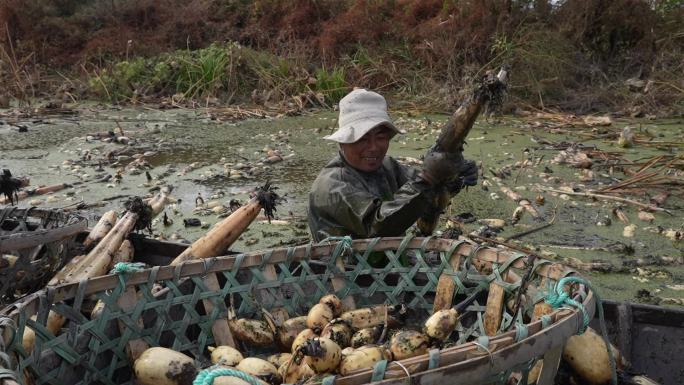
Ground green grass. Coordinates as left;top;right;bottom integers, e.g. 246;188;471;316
86;42;323;104
174;44;229;98
313;66;347;103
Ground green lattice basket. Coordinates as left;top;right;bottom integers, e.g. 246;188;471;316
0;235;595;385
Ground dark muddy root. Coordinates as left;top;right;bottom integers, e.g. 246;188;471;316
441;227;463;239
0;169;23;205
124;196;153;234
166;360;197;385
635;289;660;305
255;182;282;222
388;304;409;324
300;338;326;358
472;65;509;116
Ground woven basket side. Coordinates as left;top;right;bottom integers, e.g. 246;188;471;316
5;236;461;384
0;235;589;385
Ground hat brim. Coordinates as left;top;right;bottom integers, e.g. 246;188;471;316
323;119;402;144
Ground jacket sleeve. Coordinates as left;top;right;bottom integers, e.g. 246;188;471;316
395;160;421;187
324;174;435;238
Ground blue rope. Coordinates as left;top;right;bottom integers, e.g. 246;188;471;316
319;236;353;249
544;277;590;331
514;323;528;342
193;367;263;385
110;262;146;274
544;276;617;385
318;236;354;264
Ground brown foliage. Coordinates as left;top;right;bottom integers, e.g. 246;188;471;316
318;0;395;60
0;0;681;113
556;0;658;70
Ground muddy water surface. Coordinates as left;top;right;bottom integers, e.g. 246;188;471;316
1;106;682;304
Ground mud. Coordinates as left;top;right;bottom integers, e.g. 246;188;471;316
0;106;682;305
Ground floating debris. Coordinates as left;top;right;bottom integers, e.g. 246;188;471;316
613;207;630;224
617;126;634;148
623;224;637;238
479;218;506;229
579;169;594;182
596;216;612;226
664;229;682;242
511;206;525;224
583;115;612;127
183;218;202;227
552;148;593;169
637;211;655;223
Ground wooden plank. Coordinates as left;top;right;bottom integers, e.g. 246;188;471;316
528;271;559;384
116;287;149;361
536;345;564;385
110;239;148;361
0;220;87;253
483;271;509;336
616;302;633;365
260;262;289;323
202;273;236;347
332;255;355;310
467;245;514;336
432;251;462;312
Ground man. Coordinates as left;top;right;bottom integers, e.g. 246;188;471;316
308;88;478;242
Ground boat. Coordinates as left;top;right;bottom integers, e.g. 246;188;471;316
86;231;684;385
590;300;684;385
3;222;683;385
0;207;87;304
0;235;597;385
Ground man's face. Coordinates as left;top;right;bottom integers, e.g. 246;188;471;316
340;126;392;172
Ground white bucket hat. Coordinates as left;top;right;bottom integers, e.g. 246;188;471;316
324;89;401;143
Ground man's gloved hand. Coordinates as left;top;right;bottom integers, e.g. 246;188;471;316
446;159;479;194
420;150;464;185
460;159;479;187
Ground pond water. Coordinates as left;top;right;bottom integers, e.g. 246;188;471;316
1;105;682;304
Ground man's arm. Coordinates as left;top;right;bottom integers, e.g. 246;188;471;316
339;178;435;238
310;171;435;239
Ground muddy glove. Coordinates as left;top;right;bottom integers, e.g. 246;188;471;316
446;159;478;194
420;150;464;186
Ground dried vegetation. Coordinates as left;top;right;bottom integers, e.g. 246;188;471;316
0;0;682;114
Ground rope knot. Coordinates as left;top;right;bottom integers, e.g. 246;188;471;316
544;290;570;309
319;235;354;264
319;235;353;249
110;262;147;275
543;276;590;332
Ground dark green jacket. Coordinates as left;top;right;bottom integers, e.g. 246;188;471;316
308;153;435;242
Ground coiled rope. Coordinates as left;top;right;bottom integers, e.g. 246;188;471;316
193;367;263;385
544;276;617;385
